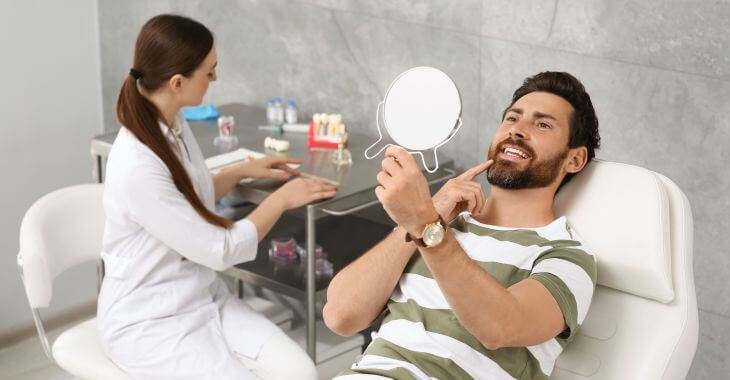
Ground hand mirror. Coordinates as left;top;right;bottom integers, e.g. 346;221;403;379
365;66;462;173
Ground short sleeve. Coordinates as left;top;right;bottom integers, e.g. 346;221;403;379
529;247;597;342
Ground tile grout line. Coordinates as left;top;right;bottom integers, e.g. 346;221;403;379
330;8;383;102
542;0;560;42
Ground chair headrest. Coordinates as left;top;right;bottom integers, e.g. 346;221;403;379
554;160;674;303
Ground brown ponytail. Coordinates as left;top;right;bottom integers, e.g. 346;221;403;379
116;15;232;229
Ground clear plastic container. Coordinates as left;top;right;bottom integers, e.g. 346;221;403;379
296;243;326;261
269;237;298;261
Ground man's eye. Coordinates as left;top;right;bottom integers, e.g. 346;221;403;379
537;122;551;129
505;116;517;122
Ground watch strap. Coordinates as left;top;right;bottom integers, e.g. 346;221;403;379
405;216;447;247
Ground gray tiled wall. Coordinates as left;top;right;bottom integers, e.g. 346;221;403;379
97;1;730;378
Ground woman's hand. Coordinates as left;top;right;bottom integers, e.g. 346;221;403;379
272;178;337;210
224;156;302;181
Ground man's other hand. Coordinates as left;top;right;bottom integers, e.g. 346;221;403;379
432;160;494;222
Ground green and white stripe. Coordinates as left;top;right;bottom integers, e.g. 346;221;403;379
337;213;597;380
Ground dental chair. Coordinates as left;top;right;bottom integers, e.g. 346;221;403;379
17;184;131;380
551;160;699;379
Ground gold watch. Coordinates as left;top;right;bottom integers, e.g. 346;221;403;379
405;216;447;248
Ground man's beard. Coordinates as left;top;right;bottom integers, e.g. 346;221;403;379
486;138;567;189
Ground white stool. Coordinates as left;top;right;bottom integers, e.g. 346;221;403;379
17;184;131;379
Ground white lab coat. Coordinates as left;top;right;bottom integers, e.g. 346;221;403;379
97;113;279;379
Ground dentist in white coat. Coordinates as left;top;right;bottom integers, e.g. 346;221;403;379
97;14;334;380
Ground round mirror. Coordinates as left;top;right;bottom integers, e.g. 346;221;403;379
382;67;462;151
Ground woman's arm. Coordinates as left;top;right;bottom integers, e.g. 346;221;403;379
247;177;337;241
126;158;334;271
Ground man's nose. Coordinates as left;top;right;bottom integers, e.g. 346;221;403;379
508;122;528;140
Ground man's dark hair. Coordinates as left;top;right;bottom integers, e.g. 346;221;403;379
503;71;601;188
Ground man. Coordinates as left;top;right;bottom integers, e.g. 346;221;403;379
324;71;600;379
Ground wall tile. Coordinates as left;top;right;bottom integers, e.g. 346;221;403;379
293;0;482;34
481;0;730;80
687;310;730;379
97;0;180;130
481;0;558;43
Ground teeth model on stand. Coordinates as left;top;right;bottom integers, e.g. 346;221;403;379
308;113;348;149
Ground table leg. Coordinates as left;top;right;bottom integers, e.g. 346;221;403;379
94;154;105;291
95;155;103;183
96;259;105;294
306;205;316;361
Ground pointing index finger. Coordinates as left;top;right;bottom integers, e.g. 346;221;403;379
458;160;494;181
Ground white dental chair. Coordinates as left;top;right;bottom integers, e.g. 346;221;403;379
551;160;699;379
17;184;131;380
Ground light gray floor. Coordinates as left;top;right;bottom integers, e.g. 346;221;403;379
0;324;76;380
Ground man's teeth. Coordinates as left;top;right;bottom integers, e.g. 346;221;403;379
503;147;529;158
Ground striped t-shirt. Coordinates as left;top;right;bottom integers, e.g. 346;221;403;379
337;213;597;380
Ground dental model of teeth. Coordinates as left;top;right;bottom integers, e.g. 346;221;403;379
308;113;348;149
264;136;290;152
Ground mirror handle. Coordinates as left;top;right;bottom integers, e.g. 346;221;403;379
413;117;462;173
364;101;393;159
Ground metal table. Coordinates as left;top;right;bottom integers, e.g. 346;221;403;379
90;103;456;360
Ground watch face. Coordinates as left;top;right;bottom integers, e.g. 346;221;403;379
423;223;445;247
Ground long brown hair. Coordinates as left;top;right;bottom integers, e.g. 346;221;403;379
117;14;232;228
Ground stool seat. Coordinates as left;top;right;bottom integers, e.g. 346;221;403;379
52;318;131;380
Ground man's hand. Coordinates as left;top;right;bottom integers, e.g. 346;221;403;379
432;160;494;222
375;146;439;236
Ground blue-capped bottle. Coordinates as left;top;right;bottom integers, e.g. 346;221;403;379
285;100;298;124
271;98;284;127
266;98;277;125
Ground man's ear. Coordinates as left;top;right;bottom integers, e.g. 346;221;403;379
564;146;588;174
168;74;184;93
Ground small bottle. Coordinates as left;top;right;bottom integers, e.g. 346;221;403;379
271;98;284;127
285;100;298;124
265;98;276;125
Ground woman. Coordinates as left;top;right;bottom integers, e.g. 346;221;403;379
97;14;333;379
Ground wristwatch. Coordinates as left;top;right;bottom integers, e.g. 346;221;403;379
405;216;447;248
